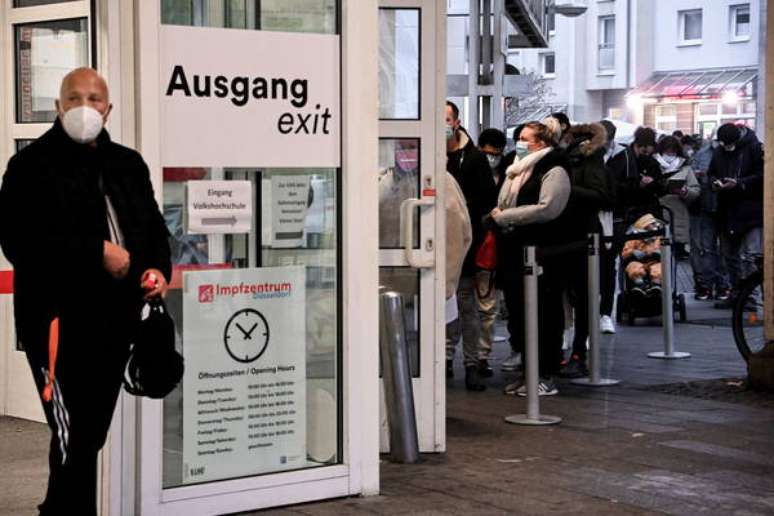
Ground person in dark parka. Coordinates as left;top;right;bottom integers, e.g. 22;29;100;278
559;122;614;378
708;123;764;307
444;101;498;391
0;68;170;516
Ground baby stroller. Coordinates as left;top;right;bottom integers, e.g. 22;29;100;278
615;209;687;325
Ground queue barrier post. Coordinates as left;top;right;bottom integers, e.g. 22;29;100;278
505;246;562;426
648;224;691;360
379;291;420;463
572;234;620;387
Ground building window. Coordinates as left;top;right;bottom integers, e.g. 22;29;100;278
598;16;615;71
546;11;555;35
695;100;756;137
678;9;702;45
730;4;751;41
541;52;555;77
655;104;678;132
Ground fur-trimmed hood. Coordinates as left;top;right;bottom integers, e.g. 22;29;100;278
566;122;608;157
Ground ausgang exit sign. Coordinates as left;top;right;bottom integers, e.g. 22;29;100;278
160;25;340;168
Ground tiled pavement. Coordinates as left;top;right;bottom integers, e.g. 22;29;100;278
3;277;773;515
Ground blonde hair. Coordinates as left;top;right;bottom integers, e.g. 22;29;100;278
522;122;556;148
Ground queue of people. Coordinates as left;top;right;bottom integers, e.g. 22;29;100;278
444;101;765;395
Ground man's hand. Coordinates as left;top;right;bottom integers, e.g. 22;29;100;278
721;178;738;190
103;241;130;279
678;186;689;199
141;268;168;300
640;175;654;187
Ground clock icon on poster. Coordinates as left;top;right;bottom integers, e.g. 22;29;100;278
223;309;270;363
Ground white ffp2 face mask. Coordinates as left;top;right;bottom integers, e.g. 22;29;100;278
61;106;105;144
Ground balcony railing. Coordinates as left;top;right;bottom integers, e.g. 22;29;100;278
505;0;549;48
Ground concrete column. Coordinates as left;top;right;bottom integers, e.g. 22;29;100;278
492;0;505;130
765;0;774;341
468;0;480;140
480;0;492;129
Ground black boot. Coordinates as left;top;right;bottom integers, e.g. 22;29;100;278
477;359;494;378
446;360;454;379
465;366;486;391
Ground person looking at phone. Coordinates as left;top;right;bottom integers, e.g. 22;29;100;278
654;135;699;257
707;123;764;309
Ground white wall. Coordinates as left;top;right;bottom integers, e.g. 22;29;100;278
652;0;760;72
585;0;630;91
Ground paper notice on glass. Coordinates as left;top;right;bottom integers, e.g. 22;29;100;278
181;266;306;484
271;176;310;248
187;180;253;234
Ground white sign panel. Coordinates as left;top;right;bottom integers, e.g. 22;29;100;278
187;180;253;234
271;175;310;248
160;25;340;168
182;267;306;484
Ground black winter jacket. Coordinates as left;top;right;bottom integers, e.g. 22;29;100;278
0;120;171;354
707;128;764;235
564;123;615;233
447;129;499;276
607;146;663;224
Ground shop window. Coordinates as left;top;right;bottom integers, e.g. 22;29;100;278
379;8;420;120
598;16;615;71
678;9;702;46
730;4;751;41
698;103;718;116
655;104;677;132
378;139;420;249
14;18;89;123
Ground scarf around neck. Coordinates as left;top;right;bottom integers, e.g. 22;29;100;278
498;146;552;208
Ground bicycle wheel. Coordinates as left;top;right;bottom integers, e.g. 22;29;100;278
732;271;765;361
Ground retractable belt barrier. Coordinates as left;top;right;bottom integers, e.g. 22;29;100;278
504;245;562;426
379;291;420;463
571;234;621;387
600;226;690;359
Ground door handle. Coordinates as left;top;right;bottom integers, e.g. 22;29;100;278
401;198;435;269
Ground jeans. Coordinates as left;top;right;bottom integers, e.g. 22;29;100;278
689;213;728;291
474;270;498;360
446;276;481;368
721;226;762;290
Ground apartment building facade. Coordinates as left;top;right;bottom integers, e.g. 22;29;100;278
510;0;766;138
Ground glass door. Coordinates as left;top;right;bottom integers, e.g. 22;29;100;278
122;1;381;513
0;0;93;423
378;0;447;453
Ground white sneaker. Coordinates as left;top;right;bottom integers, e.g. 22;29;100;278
600;315;616;334
562;328;573;350
501;352;522;372
516;377;559;397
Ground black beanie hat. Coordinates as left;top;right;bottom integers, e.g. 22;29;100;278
717;123;741;145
